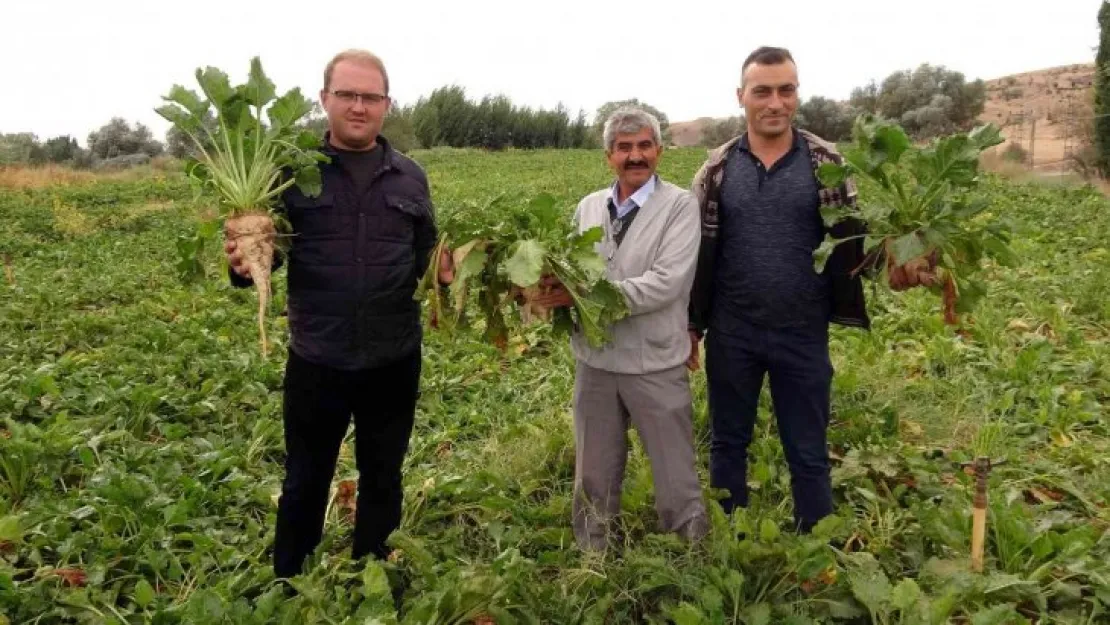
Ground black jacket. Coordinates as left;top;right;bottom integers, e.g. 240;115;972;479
230;134;437;370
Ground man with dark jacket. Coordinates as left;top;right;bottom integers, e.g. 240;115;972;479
224;49;452;577
687;46;933;532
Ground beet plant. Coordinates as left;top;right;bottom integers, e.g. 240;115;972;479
155;57;328;355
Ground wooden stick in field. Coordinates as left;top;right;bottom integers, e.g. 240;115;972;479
965;456;1005;573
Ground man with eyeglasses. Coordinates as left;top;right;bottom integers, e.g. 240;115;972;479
533;107;708;550
224;48;453;578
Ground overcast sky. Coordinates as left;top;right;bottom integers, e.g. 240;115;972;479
3;0;1101;145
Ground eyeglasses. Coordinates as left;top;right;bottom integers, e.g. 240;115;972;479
328;90;388;106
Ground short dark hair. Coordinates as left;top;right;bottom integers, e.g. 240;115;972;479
741;46;795;74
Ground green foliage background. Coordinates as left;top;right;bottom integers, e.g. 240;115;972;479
1;148;1109;623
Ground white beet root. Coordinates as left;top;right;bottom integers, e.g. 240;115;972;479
226;211;277;356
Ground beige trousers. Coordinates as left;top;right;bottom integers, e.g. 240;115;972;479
572;361;708;550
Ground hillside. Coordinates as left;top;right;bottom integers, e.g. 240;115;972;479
670;63;1096;166
981;63;1094;169
669;118;714;148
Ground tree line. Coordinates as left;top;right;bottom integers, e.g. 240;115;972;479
295;91;671;153
698;63;988;147
0;118;165;169
1;63;990;168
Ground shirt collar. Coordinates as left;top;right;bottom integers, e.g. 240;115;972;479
737;127;803;154
322;131;396;173
608;174;658;209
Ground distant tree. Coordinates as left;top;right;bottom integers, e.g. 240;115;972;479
566;109;597;149
166;111;218;159
380;104;417;153
1094;0;1110;175
466;95;514;150
849;81;879;114
87;118;163;160
849;64;985;138
796;97;857;141
0;133;93;167
42;135;82;163
166;126;192;159
511;106;539;149
699;116;745;148
536;104;570;148
898;93;961;137
0;133;46;165
405;86;592;150
594;99;671;146
412;101;441;149
423;86;471;148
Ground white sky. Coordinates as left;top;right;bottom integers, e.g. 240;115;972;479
2;0;1101;146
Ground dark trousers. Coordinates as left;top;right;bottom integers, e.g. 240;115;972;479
705;317;833;531
273;347;421;578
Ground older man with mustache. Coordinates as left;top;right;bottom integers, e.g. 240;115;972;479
534;107;708;551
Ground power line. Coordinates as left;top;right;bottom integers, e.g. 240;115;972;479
1059;112;1110;120
1031;158;1073;169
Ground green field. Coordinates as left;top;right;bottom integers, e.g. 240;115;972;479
2;148;1110;624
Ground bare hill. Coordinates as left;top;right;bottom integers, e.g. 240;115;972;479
981;63;1094;169
669;63;1096;165
669;118;715;148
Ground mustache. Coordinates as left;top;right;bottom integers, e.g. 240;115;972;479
624;160;649;169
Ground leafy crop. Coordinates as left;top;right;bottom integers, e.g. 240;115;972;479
154;57;329;356
1;148;1108;623
154;56;327;218
417;193;627;350
816;115;1015;324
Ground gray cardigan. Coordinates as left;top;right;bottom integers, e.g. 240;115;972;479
569;179;701;374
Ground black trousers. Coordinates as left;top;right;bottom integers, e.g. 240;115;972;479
705;317;834;532
273;347;421;578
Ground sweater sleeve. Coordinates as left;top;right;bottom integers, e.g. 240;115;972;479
614;193;701;316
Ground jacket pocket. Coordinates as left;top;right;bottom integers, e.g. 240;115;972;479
644;316;681;351
381;194;427;243
287;192;346;237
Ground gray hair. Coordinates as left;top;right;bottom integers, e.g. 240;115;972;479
602;107;663;151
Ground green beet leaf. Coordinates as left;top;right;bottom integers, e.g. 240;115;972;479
814;113;1014;325
505;240;546;288
415;194;629;349
154;56;327;219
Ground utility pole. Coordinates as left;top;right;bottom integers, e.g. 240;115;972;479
1010;110;1026;154
1062;102;1074;160
1029;116;1037;168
